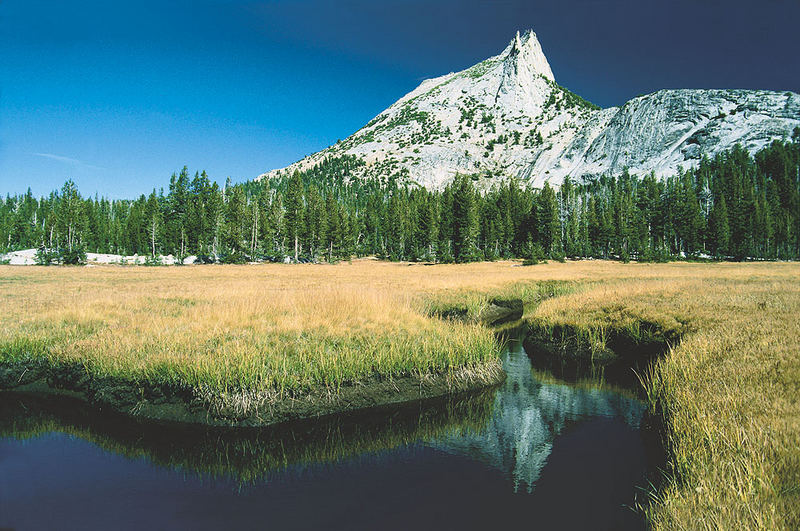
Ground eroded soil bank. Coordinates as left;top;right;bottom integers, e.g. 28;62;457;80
522;320;680;389
1;296;518;427
0;358;505;427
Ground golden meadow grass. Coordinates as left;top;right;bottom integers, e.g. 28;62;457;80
526;262;800;530
0;262;508;396
2;259;799;527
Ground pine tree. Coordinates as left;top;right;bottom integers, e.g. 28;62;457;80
186;171;209;254
205;182;224;258
284;171;305;262
268;194;285;257
167;167;190;258
438;186;454;262
418;194;438;261
537;182;561;257
451;175;479;262
386;191;406;260
560;177;580;257
323;193;340;262
224;185;248;260
56;179;86;254
679;171;704;255
144;190;161;258
709;194;731;257
304;185;325;260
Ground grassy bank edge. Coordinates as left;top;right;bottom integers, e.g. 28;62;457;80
521;280;799;530
0;356;505;427
1;278;574;426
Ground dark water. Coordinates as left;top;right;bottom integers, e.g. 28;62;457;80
0;335;660;531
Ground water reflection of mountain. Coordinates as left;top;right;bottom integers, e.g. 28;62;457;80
0;338;646;492
431;339;647;493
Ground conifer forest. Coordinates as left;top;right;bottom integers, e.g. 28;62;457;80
3;138;799;264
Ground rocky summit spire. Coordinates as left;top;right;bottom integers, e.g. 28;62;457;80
494;29;555;109
502;29;555;83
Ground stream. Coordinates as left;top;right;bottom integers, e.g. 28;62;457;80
0;332;660;530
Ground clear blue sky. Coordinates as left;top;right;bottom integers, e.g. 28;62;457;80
2;0;799;198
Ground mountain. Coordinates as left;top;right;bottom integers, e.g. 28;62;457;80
257;29;800;189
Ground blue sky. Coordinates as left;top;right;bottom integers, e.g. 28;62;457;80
2;0;799;198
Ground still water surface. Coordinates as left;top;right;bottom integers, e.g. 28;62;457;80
0;334;658;530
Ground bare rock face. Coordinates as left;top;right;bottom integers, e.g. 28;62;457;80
547;89;800;182
257;29;800;189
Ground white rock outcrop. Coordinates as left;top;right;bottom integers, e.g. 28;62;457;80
258;29;800;189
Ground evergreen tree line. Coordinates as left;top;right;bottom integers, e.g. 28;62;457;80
2;137;799;264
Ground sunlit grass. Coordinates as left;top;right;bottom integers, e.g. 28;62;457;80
522;263;800;530
0;263;507;399
1;259;799;527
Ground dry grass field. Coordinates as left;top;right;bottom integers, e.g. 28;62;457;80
525;262;800;530
1;259;799;528
0;262;510;404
